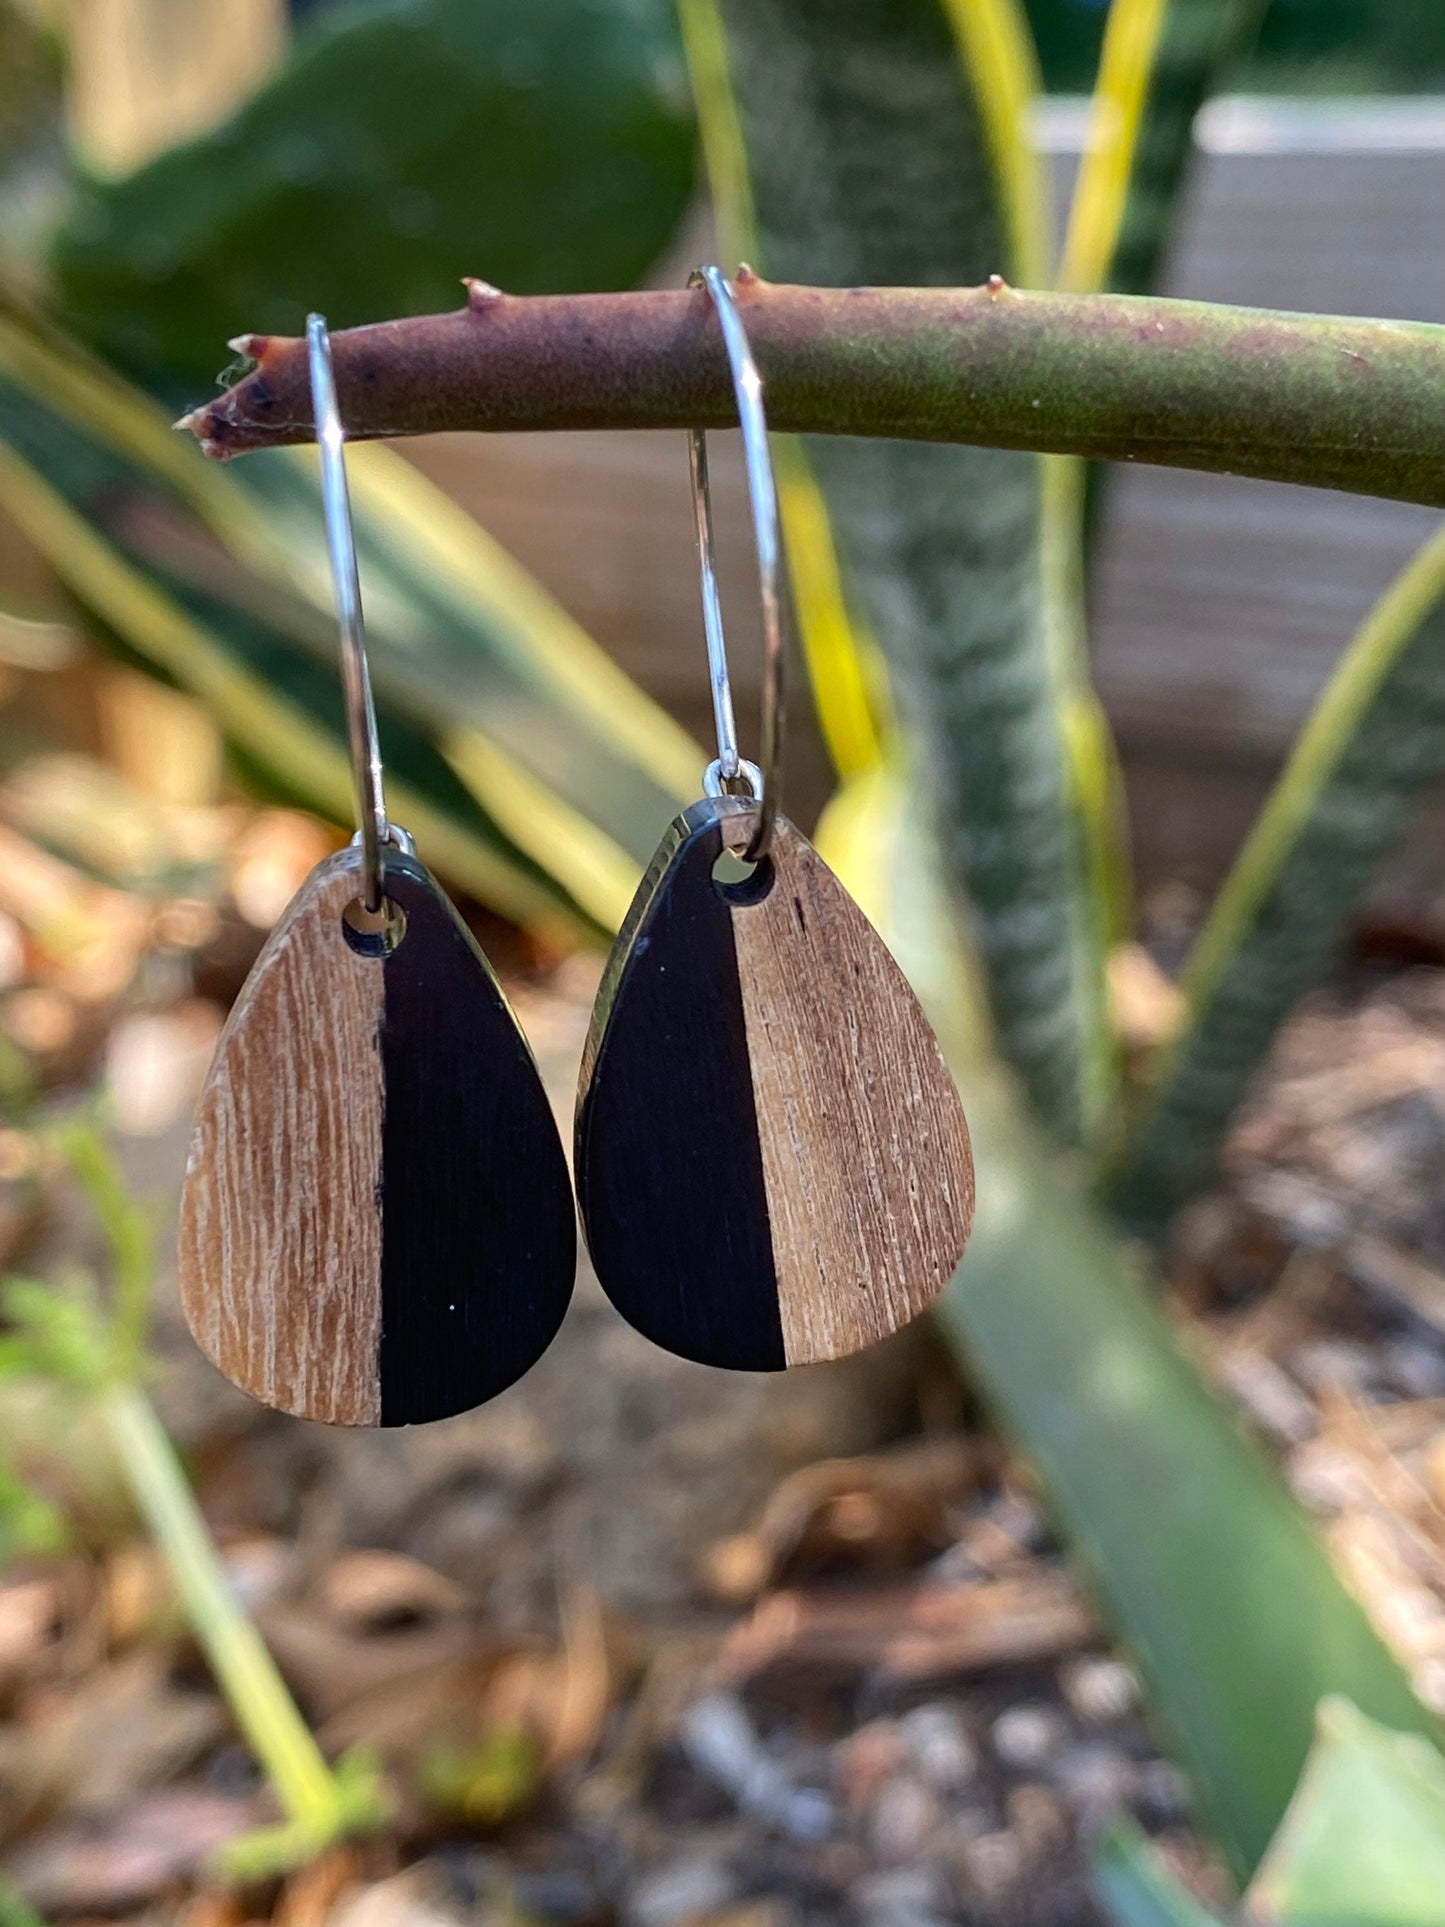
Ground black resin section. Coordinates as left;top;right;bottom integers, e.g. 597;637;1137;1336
377;853;575;1424
576;799;786;1372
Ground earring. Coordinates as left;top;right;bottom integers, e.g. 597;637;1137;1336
575;267;974;1373
179;316;575;1426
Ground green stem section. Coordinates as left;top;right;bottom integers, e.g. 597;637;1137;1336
101;1383;344;1831
61;1124;154;1378
188;279;1445;511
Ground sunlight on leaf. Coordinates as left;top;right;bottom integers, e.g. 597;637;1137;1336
1248;1700;1445;1927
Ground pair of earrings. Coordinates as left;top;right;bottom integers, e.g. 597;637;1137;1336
178;271;975;1428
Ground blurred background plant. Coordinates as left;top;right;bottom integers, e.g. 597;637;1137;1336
0;0;1444;1921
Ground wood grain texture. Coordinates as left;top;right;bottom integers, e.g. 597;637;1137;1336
180;849;384;1425
720;811;975;1365
180;845;576;1425
576;798;973;1370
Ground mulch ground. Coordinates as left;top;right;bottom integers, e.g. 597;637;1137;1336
1;833;1444;1927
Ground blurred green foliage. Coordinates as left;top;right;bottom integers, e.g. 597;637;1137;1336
1029;0;1445;93
1094;1701;1445;1925
1250;1701;1445;1925
53;0;694;385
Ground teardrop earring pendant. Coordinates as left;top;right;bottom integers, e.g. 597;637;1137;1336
178;316;576;1426
575;267;974;1373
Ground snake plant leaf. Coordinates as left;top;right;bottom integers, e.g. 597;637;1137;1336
1047;0;1267;945
1113;527;1445;1229
0;300;700;897
1058;0;1268;300
0;428;597;933
225;447;700;868
1092;1823;1229;1927
816;770;1438;1880
1057;0;1269;583
688;0;1113;1148
0;303;701;935
677;0;895;786
1246;1701;1445;1927
52;0;695;385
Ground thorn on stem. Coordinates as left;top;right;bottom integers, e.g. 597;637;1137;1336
465;277;504;310
986;274;1009;296
174;405;234;460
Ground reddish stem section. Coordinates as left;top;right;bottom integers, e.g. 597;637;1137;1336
182;276;1445;510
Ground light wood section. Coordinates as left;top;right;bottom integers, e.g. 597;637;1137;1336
722;813;974;1365
179;848;386;1424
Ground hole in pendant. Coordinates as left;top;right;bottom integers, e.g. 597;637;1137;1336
341;897;407;957
712;850;774;906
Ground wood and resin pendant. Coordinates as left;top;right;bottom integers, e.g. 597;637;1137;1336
180;844;575;1425
576;797;974;1371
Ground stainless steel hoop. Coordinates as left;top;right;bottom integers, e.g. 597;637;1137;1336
307;313;391;913
687;266;785;862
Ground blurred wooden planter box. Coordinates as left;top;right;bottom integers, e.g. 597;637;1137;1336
406;99;1445;899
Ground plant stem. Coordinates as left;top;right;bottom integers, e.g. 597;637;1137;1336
101;1382;344;1831
60;1122;154;1377
185;277;1445;510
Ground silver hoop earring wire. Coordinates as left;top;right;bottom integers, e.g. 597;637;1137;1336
687;266;785;863
307;313;395;914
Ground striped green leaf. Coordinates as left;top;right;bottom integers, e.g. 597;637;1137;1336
684;0;1112;1146
1058;0;1270;619
1059;0;1268;300
0;301;700;935
1074;0;1445;1230
1045;0;1274;970
0;433;569;928
818;771;1438;1882
215;448;700;931
677;0;896;784
1113;528;1445;1228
